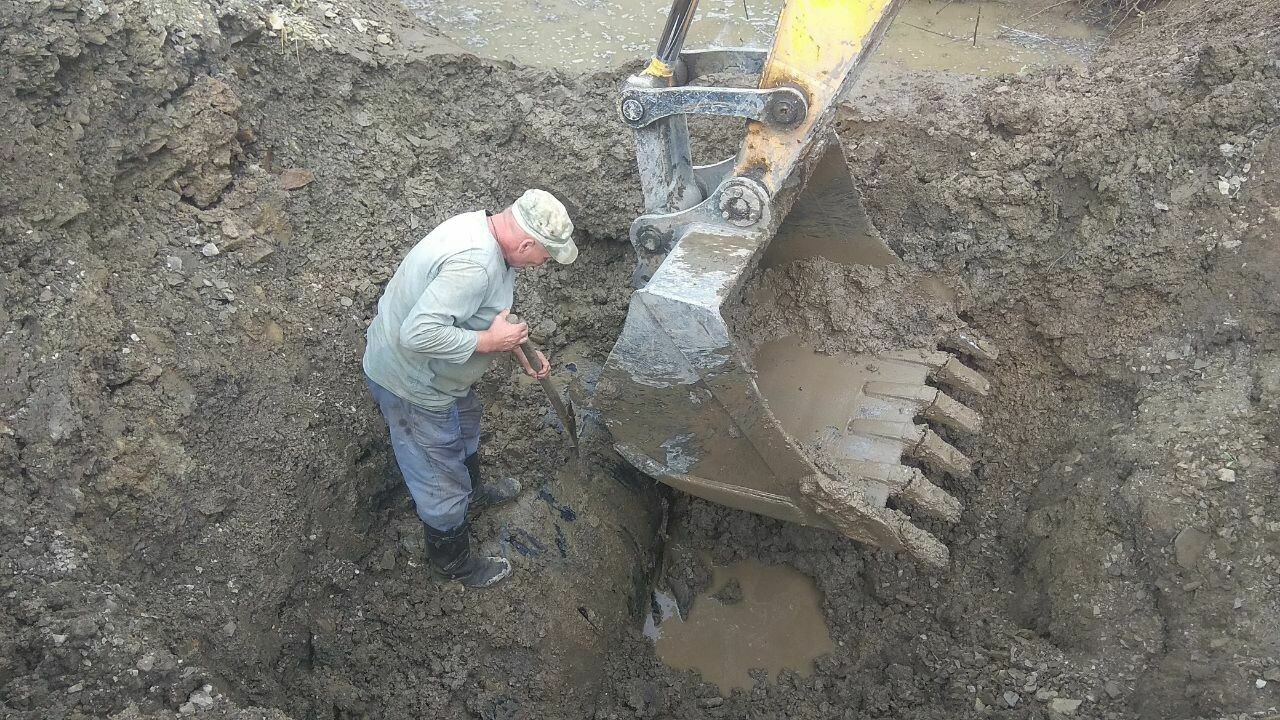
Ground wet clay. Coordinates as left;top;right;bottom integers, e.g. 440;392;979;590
753;339;878;442
647;560;834;693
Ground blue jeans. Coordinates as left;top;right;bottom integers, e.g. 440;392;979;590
365;376;482;531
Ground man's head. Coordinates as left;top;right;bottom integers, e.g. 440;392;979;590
491;189;577;268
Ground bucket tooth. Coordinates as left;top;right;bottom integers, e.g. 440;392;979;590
922;389;983;435
935;355;992;396
882;348;949;370
864;381;937;409
825;459;962;523
946;331;1000;362
911;429;975;478
800;473;951;571
901;470;963;522
847;419;926;447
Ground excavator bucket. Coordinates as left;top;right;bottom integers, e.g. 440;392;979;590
596;0;995;569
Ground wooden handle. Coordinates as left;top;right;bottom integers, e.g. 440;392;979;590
505;314;545;372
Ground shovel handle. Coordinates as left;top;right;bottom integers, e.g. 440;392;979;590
505;314;545;372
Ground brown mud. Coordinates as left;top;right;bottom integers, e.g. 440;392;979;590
2;0;1279;719
647;559;834;694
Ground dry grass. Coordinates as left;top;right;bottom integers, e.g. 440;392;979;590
1011;0;1280;40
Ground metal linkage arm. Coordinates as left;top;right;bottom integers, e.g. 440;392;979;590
618;85;807;129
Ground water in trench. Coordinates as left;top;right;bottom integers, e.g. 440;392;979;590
643;560;835;693
405;0;1103;74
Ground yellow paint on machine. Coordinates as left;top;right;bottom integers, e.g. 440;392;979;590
762;0;895;84
737;0;901;192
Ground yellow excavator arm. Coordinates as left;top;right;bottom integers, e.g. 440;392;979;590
597;0;996;570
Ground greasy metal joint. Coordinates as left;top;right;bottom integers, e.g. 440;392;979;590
764;90;806;127
620;97;646;123
716;178;767;227
635;225;665;252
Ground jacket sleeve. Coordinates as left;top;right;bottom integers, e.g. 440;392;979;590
398;260;489;362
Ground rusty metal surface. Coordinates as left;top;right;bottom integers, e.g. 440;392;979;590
600;0;995;570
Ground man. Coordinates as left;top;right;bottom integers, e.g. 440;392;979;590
363;189;577;589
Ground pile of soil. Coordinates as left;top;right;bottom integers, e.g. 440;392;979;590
2;0;1277;718
2;1;661;717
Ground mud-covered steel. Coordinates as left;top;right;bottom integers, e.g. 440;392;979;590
618;86;807;129
599;0;997;571
626;177;771;287
625;71;702;216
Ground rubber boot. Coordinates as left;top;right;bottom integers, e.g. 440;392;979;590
464;452;521;511
423;521;512;588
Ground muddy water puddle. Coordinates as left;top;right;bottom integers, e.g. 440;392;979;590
405;0;1103;74
644;560;834;692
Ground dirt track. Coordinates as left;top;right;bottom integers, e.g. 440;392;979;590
2;0;1279;718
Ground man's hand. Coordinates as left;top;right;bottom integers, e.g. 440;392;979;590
514;347;551;380
476;309;528;353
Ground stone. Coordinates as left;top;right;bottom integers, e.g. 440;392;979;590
1004;691;1020;707
375;548;396;571
179;701;196;715
39;287;54;302
68;616;98;638
263;321;285;345
1173;527;1209;569
1264;668;1280;682
136;654;155;672
220;217;247;239
1050;698;1082;715
1217;468;1236;483
376;33;392;44
201;243;220;257
712;578;743;605
190;685;215;709
279;168;314;190
244;244;276;266
222;621;237;637
1103;680;1122;698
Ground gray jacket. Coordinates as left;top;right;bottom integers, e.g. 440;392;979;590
363;211;515;408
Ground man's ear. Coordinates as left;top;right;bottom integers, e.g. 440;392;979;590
519;237;539;254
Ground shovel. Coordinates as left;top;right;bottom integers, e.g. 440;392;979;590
508;314;578;452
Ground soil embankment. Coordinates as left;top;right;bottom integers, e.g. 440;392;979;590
2;0;1278;719
2;1;660;717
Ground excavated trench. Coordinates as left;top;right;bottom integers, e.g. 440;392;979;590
3;0;1280;719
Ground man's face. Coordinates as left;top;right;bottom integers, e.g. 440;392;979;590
509;236;552;268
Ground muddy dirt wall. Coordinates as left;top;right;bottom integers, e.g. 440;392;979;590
1;1;666;717
3;0;1279;719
